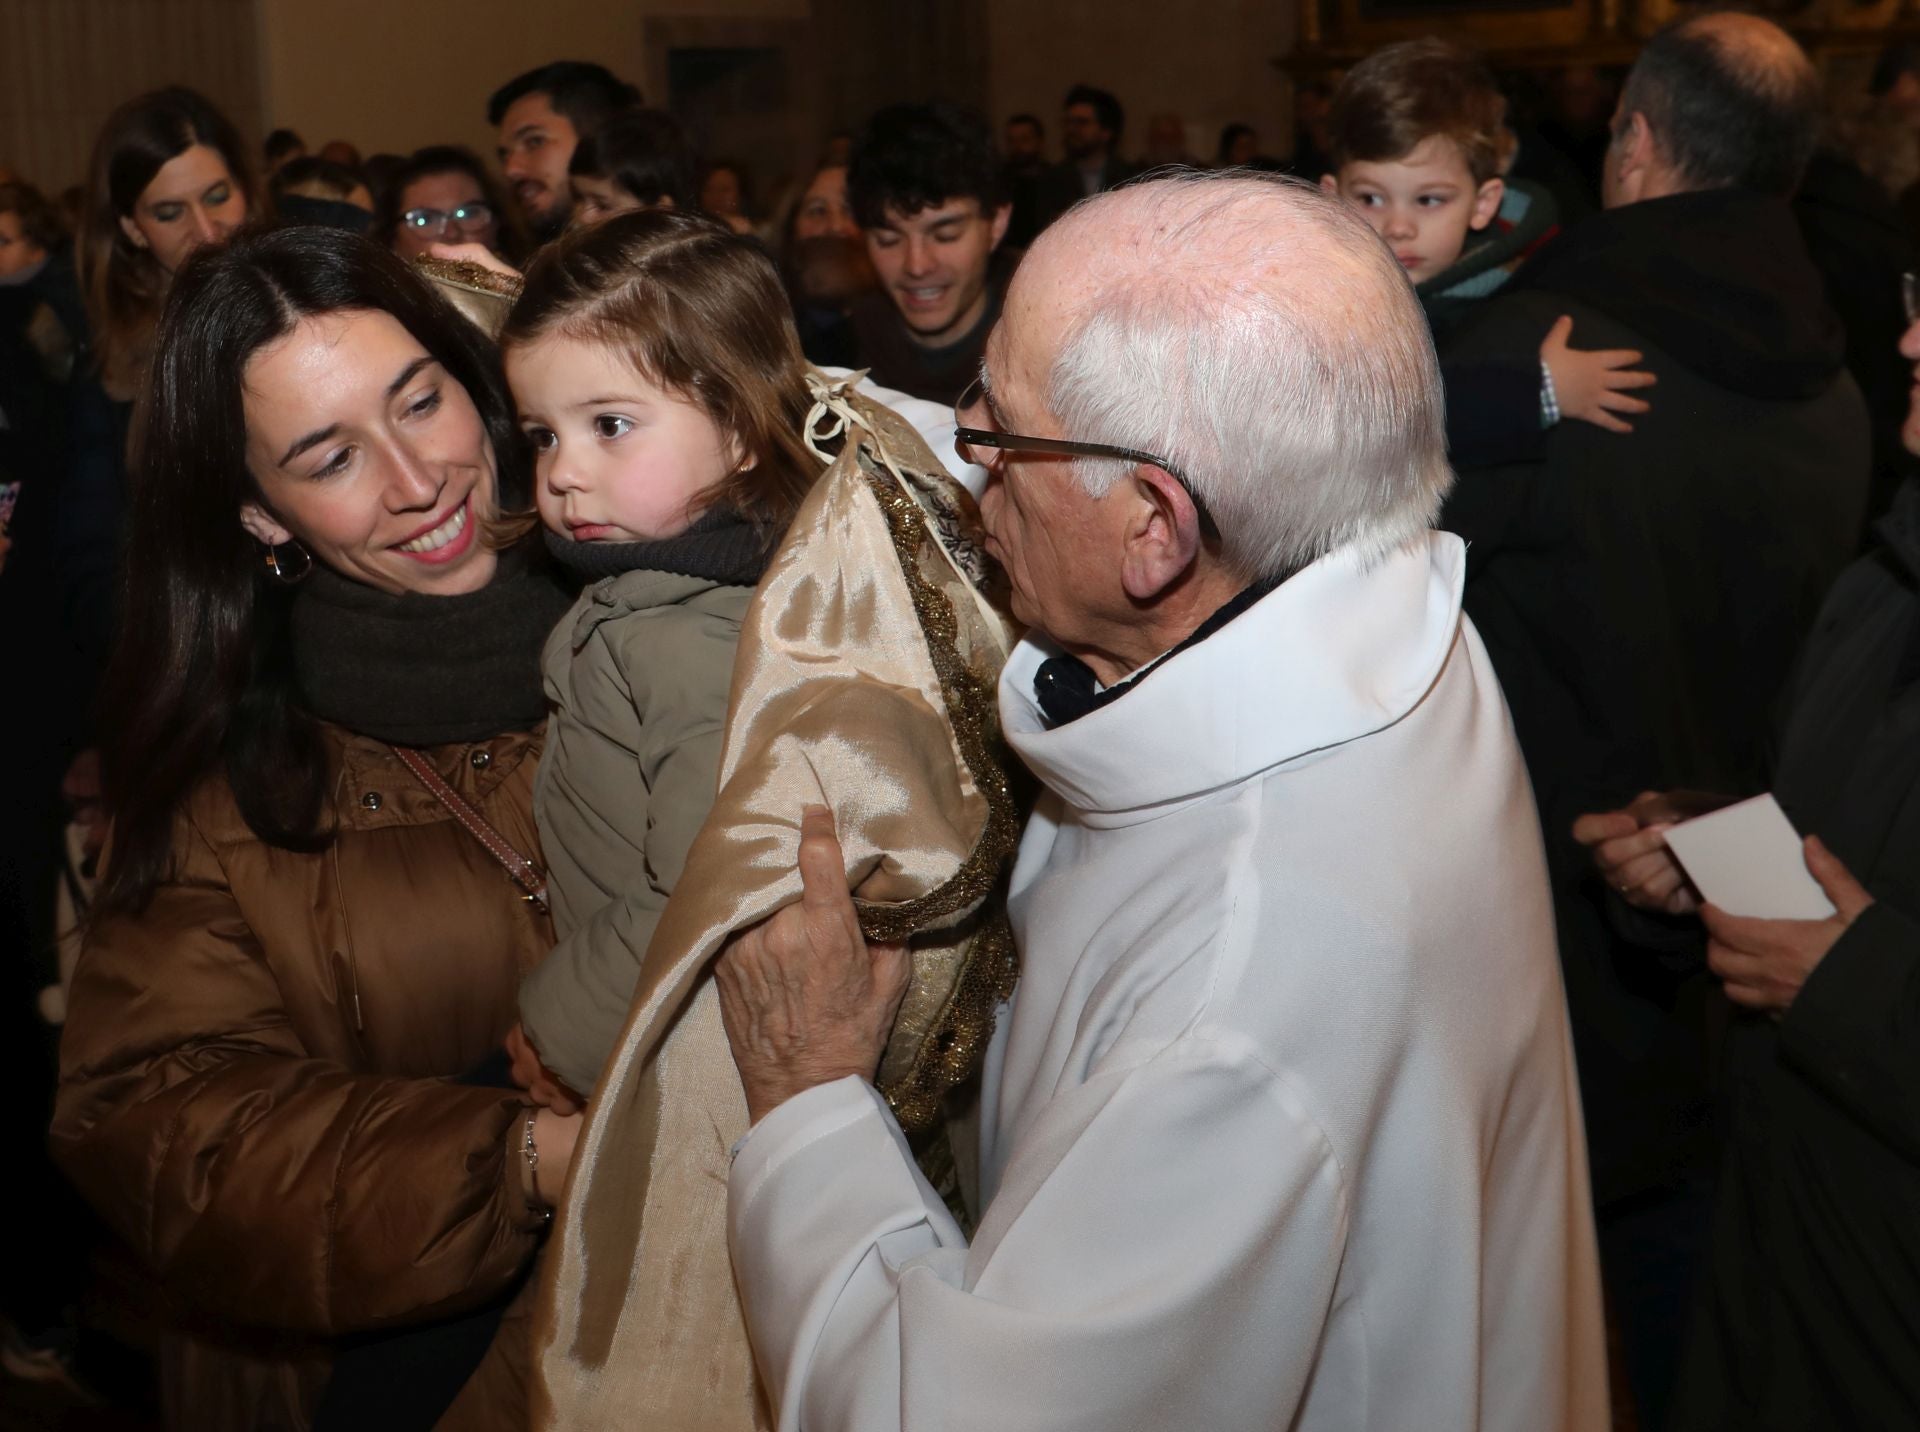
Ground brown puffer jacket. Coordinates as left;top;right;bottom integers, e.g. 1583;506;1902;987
52;724;555;1430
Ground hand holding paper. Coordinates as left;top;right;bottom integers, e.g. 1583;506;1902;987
1572;788;1732;915
1662;794;1834;920
1661;796;1876;1014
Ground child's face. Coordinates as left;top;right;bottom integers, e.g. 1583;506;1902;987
507;333;746;543
1322;136;1504;286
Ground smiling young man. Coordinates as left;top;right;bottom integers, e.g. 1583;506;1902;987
846;102;1017;405
487;61;641;242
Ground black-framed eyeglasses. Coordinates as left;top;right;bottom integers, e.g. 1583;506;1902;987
953;376;1219;540
401;202;495;235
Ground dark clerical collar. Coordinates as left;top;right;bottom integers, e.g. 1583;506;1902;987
1033;578;1279;729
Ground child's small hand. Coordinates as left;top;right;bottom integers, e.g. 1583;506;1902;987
505;1021;583;1115
1541;315;1657;434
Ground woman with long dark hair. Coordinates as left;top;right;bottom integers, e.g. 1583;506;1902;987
50;225;577;1431
79;86;258;400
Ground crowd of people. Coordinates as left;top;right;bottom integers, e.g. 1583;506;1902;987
0;16;1916;1432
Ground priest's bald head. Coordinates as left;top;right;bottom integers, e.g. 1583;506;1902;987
960;171;1452;686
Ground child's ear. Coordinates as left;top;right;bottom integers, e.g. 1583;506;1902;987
1318;173;1340;197
1470;176;1505;232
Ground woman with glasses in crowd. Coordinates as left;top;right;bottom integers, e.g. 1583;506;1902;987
378;145;528;266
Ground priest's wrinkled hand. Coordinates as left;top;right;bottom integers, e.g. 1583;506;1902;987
1700;835;1874;1015
716;805;910;1125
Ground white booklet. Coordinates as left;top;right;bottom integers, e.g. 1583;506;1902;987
1662;793;1835;920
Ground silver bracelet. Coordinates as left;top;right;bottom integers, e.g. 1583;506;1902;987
523;1108;551;1221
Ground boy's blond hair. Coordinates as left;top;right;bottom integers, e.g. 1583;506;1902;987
1326;38;1508;184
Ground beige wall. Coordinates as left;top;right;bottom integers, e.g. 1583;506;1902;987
0;0;262;193
986;0;1295;170
255;0;650;163
0;0;1297;199
254;0;811;166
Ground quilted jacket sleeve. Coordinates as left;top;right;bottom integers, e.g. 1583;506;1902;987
51;817;548;1336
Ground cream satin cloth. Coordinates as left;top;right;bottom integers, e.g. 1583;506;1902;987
532;375;1020;1429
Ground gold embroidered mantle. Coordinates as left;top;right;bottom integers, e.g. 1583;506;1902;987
532;378;1019;1429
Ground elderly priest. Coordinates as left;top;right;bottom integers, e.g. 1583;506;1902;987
714;172;1609;1432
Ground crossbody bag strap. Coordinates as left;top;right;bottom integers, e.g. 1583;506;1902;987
388;745;549;911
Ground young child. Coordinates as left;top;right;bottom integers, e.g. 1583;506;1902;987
497;208;983;1108
1323;38;1655;463
495;210;827;1105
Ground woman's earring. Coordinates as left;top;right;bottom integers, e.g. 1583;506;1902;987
263;540;314;584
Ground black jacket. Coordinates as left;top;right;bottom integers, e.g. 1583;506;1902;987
1672;479;1920;1429
1422;179;1561;468
1441;188;1871;1202
1792;148;1920;535
1035;154;1142;229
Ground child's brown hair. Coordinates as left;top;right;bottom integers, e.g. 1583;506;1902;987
1326;39;1508;185
500;208;819;538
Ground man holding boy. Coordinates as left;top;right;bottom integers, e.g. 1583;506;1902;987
1434;15;1871;1424
847;102;1016;405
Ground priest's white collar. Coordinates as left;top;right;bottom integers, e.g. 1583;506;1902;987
999;531;1466;818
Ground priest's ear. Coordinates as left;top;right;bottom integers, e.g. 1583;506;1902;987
1118;464;1205;602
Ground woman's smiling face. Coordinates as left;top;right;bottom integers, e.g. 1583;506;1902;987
239;307;500;596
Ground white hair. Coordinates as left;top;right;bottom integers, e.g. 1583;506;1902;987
1039;171;1453;582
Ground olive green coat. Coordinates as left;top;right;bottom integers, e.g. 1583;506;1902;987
520;568;753;1095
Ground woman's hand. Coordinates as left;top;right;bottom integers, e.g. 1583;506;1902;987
425;241;521;281
1702;836;1874;1015
714;806;910;1125
505;1022;582;1116
1572;789;1723;916
530;1107;582;1207
1541;315;1657;434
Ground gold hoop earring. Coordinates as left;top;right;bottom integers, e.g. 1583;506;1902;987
264;541;313;584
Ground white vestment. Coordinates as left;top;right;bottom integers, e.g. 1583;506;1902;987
728;531;1609;1431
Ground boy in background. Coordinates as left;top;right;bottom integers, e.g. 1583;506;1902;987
1323;39;1655;463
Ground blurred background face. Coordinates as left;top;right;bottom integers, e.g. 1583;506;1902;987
866;198;1007;344
1146;113;1187;165
119;143;247;275
1006;120;1044;165
1062;102;1109;160
571;172;646;226
1900;317;1920;455
701;166;743;217
792;165;857;241
0;210;46;279
498;91;577;234
393;170;497;258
